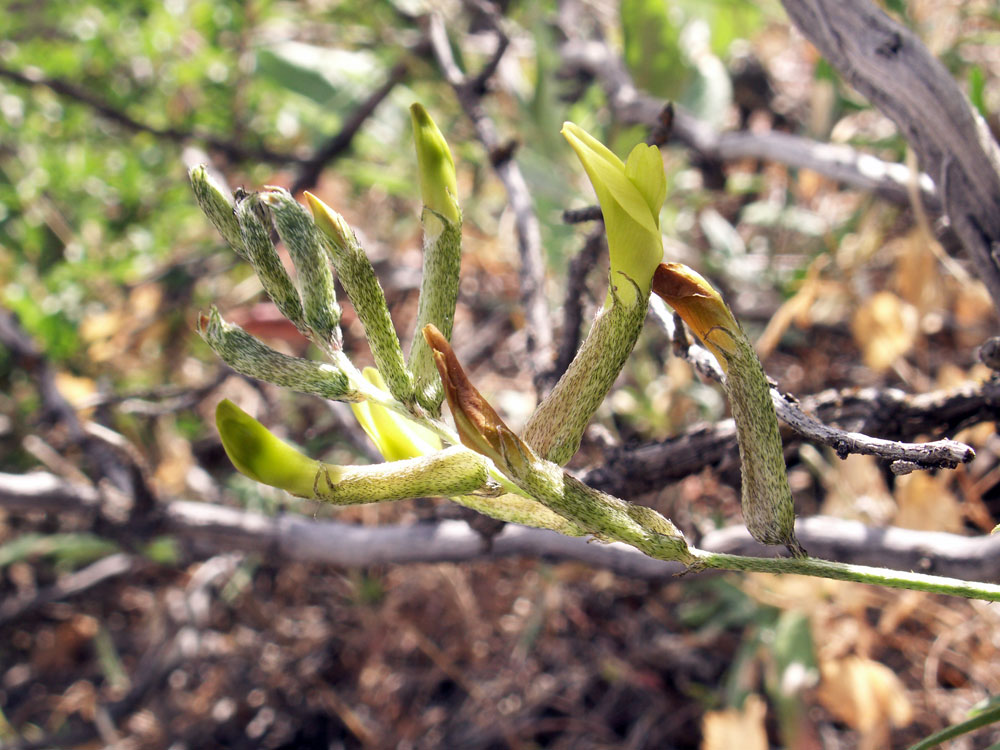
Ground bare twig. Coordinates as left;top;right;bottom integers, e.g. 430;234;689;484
0;552;137;625
542;226;606;393
650;297;975;470
557;38;939;210
0;308;156;518
3;552;242;750
427;11;553;388
562;205;604;224
0;64;295;165
289;60;410;195
774;390;974;469
76;368;229;416
3;471;1000;583
583;307;990;500
779;0;1000;312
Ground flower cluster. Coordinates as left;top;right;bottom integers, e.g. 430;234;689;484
195;107;800;560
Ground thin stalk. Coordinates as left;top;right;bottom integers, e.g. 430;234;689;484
691;549;1000;602
906;700;1000;750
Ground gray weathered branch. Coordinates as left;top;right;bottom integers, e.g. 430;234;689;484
650;298;975;470
780;0;1000;310
580;300;992;499
3;471;1000;583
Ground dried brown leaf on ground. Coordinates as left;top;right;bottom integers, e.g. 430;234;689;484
850;291;919;374
701;694;768;750
817;655;913;750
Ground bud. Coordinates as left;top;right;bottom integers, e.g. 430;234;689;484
652;263;805;557
305;191;414;405
216;398;320;497
217;399;495;503
424;323;523;471
189;165;246;258
410;103;461;226
199;307;358;402
407;104;463;414
651;263;735;372
234;192;306;332
348;367;587;535
261;188;342;350
561;122;665;307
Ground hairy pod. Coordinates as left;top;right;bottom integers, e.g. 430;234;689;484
263;188;343;352
425;324;695;563
189;165;246;258
217;399;497;503
199;307;359;402
306;192;414;406
233;192;307;332
652;263;805;557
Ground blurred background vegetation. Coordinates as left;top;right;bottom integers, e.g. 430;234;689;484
3;0;1000;747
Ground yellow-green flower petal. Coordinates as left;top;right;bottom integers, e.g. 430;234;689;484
562;123;659;235
216;399;319;498
562;122;665;306
625;143;666;224
350;368;441;461
411;103;460;225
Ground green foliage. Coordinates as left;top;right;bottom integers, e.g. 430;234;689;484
908;695;1000;750
141;535;182;565
0;532;118;572
620;0;762;124
968;65;987;118
621;0;690;101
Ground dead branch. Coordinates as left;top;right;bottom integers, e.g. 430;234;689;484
582;302;990;500
289;60;410;195
3;552;243;750
583;364;992;502
427;11;554;388
542;226;607;394
0;64;294;165
0;552;138;626
649;299;975;471
3;471;1000;584
0;308;156;518
779;0;1000;311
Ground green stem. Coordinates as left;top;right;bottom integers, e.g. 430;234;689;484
906;701;1000;750
522;283;647;465
692;549;1000;602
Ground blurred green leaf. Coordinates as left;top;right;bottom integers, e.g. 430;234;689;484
907;694;1000;750
678;577;775;631
142;536;181;565
0;532;118;572
621;0;690;100
767;611;818;747
256;44;347;107
968;65;987;118
94;624;130;692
